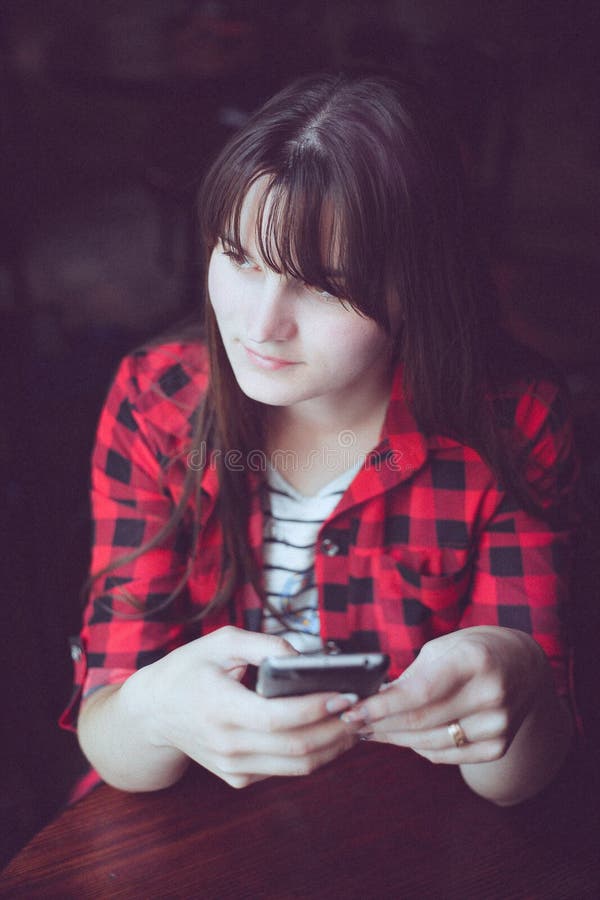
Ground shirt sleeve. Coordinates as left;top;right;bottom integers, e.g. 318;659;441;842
60;350;197;730
460;379;579;699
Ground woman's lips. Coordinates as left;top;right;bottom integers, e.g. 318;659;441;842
243;345;298;370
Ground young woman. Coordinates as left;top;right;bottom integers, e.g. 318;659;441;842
64;72;577;806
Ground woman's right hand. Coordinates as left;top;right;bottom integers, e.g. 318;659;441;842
118;626;361;789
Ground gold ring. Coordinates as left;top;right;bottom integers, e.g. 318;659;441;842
448;721;467;748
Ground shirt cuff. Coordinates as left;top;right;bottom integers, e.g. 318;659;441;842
58;636;135;732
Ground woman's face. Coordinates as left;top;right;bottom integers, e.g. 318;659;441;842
208;179;393;419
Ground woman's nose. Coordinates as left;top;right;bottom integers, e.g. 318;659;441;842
246;276;297;343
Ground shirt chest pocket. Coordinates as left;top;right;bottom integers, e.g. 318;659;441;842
372;548;474;630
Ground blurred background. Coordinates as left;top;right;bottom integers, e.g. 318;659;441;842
2;0;600;865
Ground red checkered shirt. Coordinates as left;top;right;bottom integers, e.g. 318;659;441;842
61;340;578;736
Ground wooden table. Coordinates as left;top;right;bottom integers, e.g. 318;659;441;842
2;744;599;899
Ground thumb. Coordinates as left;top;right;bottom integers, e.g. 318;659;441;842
203;626;299;669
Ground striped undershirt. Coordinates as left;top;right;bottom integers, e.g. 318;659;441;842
261;462;362;652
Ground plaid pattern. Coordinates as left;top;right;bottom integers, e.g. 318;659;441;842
60;341;578;733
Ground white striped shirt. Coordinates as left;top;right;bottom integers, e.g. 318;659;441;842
261;462;361;651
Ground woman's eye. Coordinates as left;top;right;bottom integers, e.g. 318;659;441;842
222;248;256;270
304;283;338;301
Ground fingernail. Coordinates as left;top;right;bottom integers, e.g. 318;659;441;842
326;693;359;714
341;706;367;725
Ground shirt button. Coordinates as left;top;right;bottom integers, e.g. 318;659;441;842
321;538;339;556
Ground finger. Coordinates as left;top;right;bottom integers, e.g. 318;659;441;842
194;662;360;734
413;737;508;765
361;732;507;764
205;730;358;779
189;663;357;732
343;638;505;727
211;713;362;759
360;709;509;752
351;673;505;734
238;689;361;732
200;625;298;668
194;757;269;790
341;656;468;727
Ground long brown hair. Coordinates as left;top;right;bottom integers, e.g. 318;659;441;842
95;72;555;620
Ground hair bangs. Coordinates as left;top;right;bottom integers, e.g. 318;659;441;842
257;169;348;298
200;140;387;320
259;148;393;327
199;160;254;256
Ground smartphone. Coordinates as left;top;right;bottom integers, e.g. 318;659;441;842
256;652;390;699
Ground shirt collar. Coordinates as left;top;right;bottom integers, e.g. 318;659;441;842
325;362;429;517
379;361;428;473
199;362;429;515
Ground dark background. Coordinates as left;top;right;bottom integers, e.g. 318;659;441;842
2;0;600;866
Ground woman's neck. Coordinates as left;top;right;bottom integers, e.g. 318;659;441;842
266;377;392;496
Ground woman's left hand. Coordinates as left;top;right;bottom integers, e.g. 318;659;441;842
341;626;552;764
